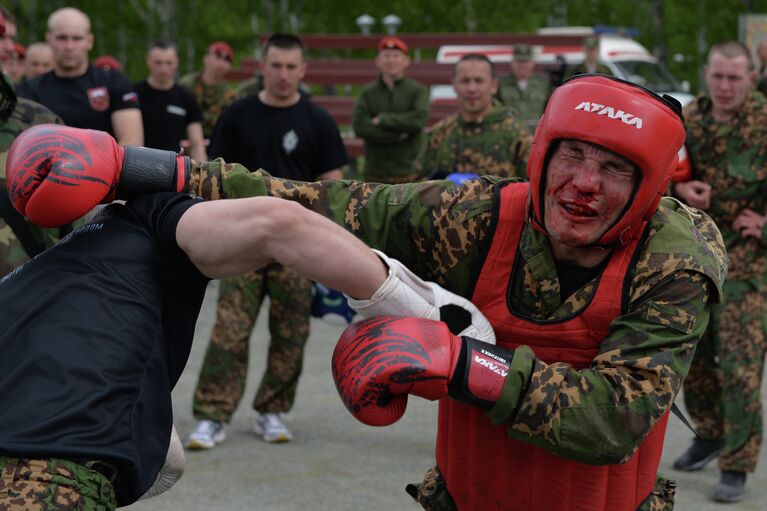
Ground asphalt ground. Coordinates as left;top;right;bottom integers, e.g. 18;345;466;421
125;282;767;510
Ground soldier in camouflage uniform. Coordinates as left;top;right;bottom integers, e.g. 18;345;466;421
499;44;552;131
0;44;64;276
416;53;531;181
566;36;613;78
170;76;721;510
352;36;430;184
672;41;767;503
178;41;237;141
232;72;262;101
9;75;725;510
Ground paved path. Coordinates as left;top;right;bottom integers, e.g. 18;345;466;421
126;282;766;510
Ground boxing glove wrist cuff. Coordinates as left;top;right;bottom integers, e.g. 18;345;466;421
448;337;514;410
347;249;496;344
117;146;189;199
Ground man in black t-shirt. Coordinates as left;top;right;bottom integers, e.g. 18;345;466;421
188;34;349;448
2;125;493;510
16;7;142;145
0;187;389;509
135;41;206;161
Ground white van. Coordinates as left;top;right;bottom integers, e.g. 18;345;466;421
432;28;694;107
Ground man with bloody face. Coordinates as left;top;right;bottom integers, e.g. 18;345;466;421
334;75;727;510
5;75;727;510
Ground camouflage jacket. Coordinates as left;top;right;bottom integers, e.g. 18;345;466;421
352;76;430;182
415;105;531;180
232;74;262;101
498;74;551;130
684;92;767;286
0;97;64;276
178;71;236;140
185;162;727;464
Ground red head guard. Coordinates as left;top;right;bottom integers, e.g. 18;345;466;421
527;75;686;246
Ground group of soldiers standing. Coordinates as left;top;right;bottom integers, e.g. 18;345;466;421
3;14;767;505
354;35;610;186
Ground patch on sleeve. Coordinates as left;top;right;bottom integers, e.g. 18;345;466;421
122;91;139;103
646;302;695;334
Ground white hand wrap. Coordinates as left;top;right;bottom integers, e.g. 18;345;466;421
140;425;186;500
347;250;496;344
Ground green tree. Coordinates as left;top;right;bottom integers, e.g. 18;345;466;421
7;0;767;92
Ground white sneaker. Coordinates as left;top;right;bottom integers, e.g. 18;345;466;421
254;413;293;443
186;420;226;450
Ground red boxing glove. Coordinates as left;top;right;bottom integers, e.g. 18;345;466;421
332;316;514;427
6;124;190;227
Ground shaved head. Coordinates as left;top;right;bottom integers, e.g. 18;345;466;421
46;7;93;77
47;7;91;34
25;42;54;78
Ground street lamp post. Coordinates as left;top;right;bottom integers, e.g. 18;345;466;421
382;14;401;35
355;14;375;36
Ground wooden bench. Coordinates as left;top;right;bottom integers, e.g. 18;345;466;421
310;96;457;158
227;58;455;85
311;95;456;126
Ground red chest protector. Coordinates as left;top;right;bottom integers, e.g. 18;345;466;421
435;183;669;511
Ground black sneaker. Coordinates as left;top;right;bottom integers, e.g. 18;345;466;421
672;437;724;471
712;470;746;503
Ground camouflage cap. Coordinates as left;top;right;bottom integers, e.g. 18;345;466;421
583;36;599;49
513;44;533;61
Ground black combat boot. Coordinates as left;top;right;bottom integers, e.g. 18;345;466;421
672;437;725;471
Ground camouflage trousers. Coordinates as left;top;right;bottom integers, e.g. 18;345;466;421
193;261;312;421
0;457;117;510
406;466;675;510
683;280;767;472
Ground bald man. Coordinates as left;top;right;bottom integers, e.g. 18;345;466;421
16;7;143;145
23;42;54;79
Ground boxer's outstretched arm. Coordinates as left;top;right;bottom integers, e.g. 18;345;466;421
175;196;386;300
176;196;495;344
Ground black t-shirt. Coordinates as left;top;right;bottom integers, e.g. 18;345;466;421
0;193;208;505
134;80;203;152
16;65;140;135
210;94;348;180
555;258;608;302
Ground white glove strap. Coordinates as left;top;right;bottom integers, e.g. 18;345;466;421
346;250;438;320
347;250;496;344
139;425;186;500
